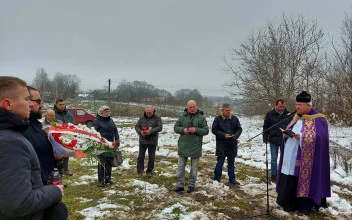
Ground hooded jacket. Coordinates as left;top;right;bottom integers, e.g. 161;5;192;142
174;109;209;157
135;110;162;145
0;108;62;220
53;105;73;124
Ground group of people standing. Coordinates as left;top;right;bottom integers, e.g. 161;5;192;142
0;76;331;219
136;92;331;218
135;100;243;194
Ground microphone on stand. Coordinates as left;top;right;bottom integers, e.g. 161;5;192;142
287;110;297;116
247;110;296;142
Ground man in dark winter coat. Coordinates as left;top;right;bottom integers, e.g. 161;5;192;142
135;105;162;178
93;105;120;187
212;103;242;185
23;86;56;185
263;99;290;181
174;100;209;193
0;76;67;220
54;98;74;177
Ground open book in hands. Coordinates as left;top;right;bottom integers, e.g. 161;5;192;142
279;127;295;138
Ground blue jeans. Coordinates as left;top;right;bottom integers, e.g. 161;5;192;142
176;157;199;189
270;143;279;176
214;156;235;182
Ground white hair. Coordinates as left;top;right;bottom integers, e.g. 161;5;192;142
145;105;154;110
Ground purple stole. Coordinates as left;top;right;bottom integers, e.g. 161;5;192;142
285;112;326;198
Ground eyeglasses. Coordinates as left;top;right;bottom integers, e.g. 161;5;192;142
30;99;43;104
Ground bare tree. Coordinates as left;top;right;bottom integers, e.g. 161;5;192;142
225;15;325;115
328;10;352;124
114;80;161;103
52;72;80;100
65;74;81;99
174;89;203;105
32;68;51;102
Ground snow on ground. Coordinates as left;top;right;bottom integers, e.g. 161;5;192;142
77;116;352;219
153;202;210;220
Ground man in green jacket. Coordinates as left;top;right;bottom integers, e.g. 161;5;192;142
174;100;209;193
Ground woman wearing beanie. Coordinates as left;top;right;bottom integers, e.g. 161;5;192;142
93;106;120;187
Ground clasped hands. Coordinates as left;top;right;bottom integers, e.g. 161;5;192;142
225;134;236;139
141;130;151;137
184;127;196;134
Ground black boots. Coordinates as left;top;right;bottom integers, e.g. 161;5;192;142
99;181;105;187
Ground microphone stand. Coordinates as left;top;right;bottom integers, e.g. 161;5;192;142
247;111;296;142
244;111;295;219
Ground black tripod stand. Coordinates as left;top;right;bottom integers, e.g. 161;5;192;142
244;112;295;219
243;141;276;219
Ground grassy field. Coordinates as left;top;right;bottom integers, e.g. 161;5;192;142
58;105;351;219
61;151;346;220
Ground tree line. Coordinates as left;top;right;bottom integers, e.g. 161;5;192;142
31;71;214;107
225;12;352;125
90;80;212;106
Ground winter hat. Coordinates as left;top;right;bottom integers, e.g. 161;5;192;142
98;105;110;116
296;91;311;103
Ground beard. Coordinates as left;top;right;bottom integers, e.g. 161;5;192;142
30;110;42;120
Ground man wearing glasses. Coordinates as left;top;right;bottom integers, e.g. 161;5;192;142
23;86;57;185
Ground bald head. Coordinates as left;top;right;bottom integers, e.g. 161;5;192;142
45;108;56;121
187;100;197;114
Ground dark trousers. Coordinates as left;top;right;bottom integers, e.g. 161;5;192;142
43;202;68;220
277;173;327;213
63;157;69;171
137;144;156;174
56;159;65;183
56;159;64;175
98;156;112;183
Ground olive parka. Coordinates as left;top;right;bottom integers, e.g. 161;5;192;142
174;109;209;158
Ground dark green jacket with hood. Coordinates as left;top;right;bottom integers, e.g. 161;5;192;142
174;109;209;157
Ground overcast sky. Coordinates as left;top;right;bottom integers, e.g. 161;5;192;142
1;0;352;96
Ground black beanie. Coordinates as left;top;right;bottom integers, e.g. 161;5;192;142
296;91;311;103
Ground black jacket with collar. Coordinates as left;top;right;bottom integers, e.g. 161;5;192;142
263;108;291;145
212;114;242;157
23;116;56;184
135;111;162;145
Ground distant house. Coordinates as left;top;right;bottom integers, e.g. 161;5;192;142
77;93;91;100
142;96;166;102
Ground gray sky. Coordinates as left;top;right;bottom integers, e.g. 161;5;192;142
1;0;351;96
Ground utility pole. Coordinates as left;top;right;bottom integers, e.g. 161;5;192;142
108;79;111;106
